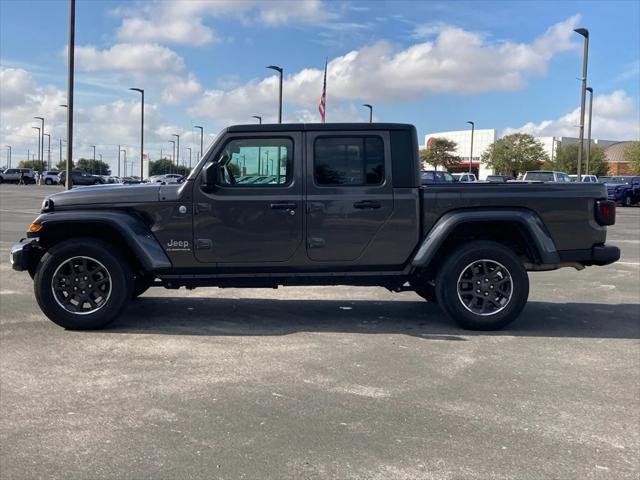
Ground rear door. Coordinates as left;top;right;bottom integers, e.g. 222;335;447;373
305;131;393;262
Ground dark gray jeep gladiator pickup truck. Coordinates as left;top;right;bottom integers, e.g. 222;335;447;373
11;123;620;331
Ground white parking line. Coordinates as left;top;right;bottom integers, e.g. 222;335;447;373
0;209;39;215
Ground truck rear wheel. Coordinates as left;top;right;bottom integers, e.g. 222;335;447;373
34;238;133;330
435;241;529;330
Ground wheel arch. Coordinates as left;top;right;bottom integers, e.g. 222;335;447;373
411;208;560;275
34;210;172;273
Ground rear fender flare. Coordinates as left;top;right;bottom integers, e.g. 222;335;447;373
411;208;560;268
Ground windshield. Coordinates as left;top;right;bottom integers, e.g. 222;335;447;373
435;171;455;182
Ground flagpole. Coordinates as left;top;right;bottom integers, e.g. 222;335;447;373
319;57;327;123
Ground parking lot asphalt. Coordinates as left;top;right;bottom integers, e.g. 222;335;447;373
0;184;638;480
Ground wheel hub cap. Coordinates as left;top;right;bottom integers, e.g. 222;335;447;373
457;259;513;316
51;256;112;315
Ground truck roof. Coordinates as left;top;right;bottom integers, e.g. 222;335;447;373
225;122;415;133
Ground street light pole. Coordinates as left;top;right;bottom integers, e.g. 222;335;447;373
194;125;204;160
252;115;262;124
466;121;475;174
43;133;50;169
65;0;75;189
129;87;144;179
586;86;594;176
169;140;176;174
574;27;589;181
5;145;11;168
32;126;40;169
172;134;180;167
117;145;121;177
362;104;373;123
91;145;96;174
267;65;283;123
120;150;127;176
34;116;44;180
186;147;192;170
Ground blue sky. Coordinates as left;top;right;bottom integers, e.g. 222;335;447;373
1;0;638;171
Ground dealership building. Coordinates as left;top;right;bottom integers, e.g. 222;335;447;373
424;129;497;179
424;130;631;179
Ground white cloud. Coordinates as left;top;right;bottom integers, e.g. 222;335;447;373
0;67;193;170
73;43;201;106
117;16;216;47
191;15;582;126
0;68;36;109
161;74;203;105
503;90;640;140
115;0;332;47
75;43;185;74
616;60;640;82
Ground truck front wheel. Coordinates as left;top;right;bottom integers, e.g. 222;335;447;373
435;241;529;330
34;238;133;330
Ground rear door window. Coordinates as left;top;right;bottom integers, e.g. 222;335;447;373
314;136;384;186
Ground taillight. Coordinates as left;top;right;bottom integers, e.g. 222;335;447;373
595;200;616;226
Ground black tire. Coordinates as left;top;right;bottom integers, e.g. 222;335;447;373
623;194;632;207
33;238;133;330
45;178;52;185
0;177;4;184
435;241;529;330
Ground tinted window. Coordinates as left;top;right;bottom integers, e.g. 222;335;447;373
435;171;455;182
216;137;292;187
314;136;384;186
526;172;554;182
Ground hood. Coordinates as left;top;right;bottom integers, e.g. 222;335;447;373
46;183;166;209
604;182;629;188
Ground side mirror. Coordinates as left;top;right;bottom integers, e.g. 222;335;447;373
202;161;219;191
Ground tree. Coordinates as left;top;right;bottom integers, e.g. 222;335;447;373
420;137;459;169
549;143;609;176
149;158;190;176
75;158;111;175
624;141;640;174
55;159;73;171
482;133;547;177
17;159;42;170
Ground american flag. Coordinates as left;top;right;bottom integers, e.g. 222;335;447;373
318;58;327;123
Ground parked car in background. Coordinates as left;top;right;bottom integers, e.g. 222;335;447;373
522;171;571;183
486;175;510;183
452;172;478;182
121;176;142;184
43;171;60;185
149;174;184;184
569;174;598;183
58;170;105;186
421;170;456;184
600;176;640;207
0;168;36;184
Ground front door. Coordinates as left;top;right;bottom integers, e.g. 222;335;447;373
193;133;303;264
305;131;394;262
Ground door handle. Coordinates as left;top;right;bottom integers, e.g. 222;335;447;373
270;202;298;210
353;200;381;209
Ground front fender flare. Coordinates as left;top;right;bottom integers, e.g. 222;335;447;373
33;210;172;271
411;208;560;268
